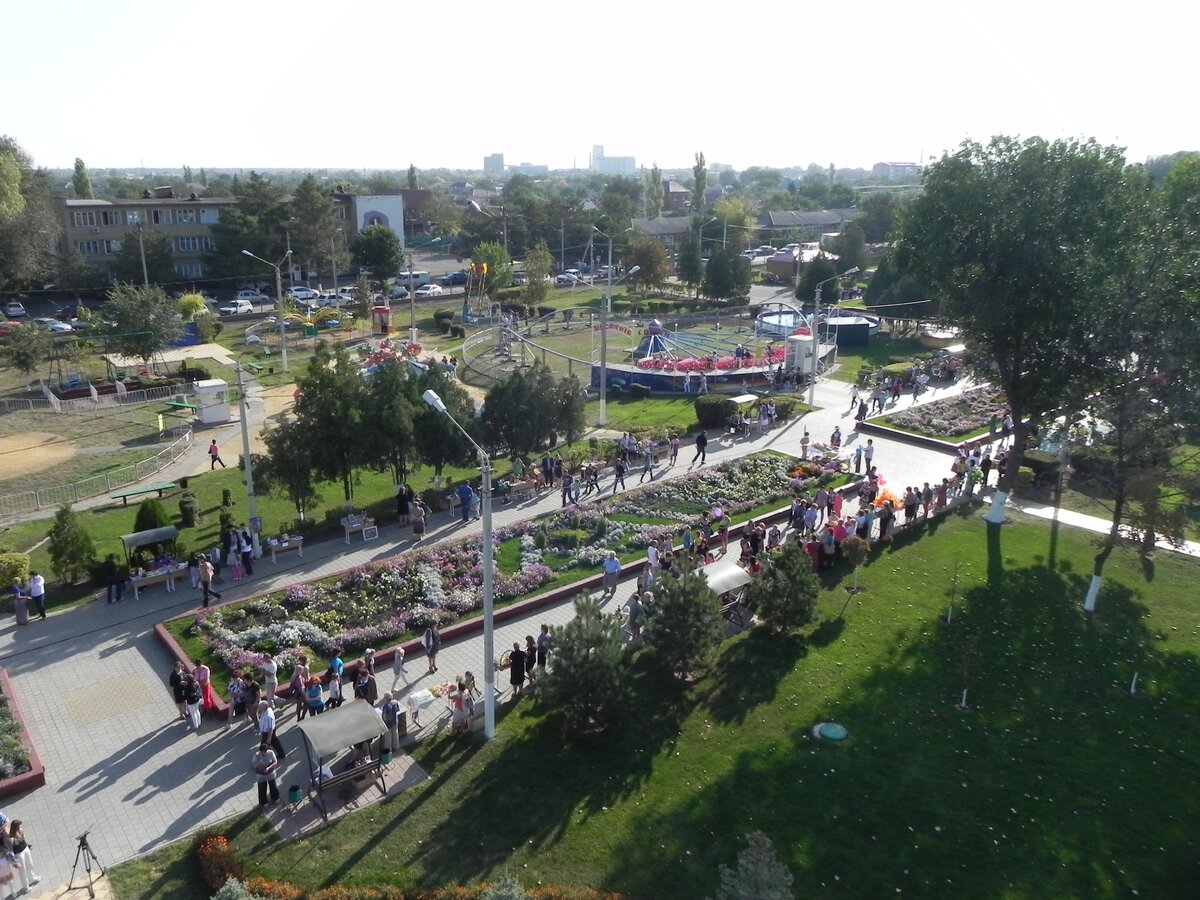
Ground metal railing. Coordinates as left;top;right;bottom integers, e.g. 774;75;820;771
0;426;194;518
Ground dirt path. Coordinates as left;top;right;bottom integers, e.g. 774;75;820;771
0;432;77;476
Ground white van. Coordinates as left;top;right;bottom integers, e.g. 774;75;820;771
399;270;432;288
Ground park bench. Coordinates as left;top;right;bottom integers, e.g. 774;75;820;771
110;483;176;505
244;361;264;373
310;757;386;822
163;401;197;411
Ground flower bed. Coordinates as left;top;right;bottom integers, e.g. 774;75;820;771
0;668;44;798
180;452;845;682
879;386;1008;440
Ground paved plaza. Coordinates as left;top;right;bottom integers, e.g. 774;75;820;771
1;373;1172;897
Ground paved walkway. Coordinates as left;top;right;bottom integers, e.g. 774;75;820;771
0;372;1180;896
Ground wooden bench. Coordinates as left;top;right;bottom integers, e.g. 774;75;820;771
111;484;175;505
267;538;304;564
508;479;540;501
245;361;264;373
311;758;386;822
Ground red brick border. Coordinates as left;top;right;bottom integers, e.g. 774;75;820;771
0;667;46;797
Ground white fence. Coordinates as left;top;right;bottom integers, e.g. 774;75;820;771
0;426;194;518
0;382;187;415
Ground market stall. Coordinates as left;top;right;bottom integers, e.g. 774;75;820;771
297;702;389;821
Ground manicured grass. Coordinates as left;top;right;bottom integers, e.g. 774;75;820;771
584;396;699;434
111;507;1200;899
829;336;926;383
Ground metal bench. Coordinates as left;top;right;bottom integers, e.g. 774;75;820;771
245;361;264;373
110;484;176;505
311;758;386;822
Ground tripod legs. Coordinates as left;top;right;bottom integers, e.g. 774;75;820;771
67;837;106;898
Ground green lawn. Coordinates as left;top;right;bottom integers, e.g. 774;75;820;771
585;396;700;434
829;336;927;382
110;507;1200;899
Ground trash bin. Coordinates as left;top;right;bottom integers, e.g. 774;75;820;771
379;749;393;765
288;784;303;805
178;477;189;489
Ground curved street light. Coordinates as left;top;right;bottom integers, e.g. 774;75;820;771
808;266;860;407
241;248;293;373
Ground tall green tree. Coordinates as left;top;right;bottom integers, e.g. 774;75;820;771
716;831;795;900
796;255;841;304
471;241;512;296
627;238;668;293
256;421;322;522
598;176;642;228
0;136;58;290
0;322;50;385
744;541;819;632
692;151;708;210
351;224;404;284
1081;157;1200;610
554;373;586;445
407;164;418;190
642;568;723;681
413;365;475;480
644;163;664;218
482;363;559;456
133;498;173;532
712;195;757;252
102;283;183;365
57;247;108;299
72;157;94;199
292;342;368;501
111;228;174;285
677;228;703;297
523;240;552;306
536;595;630;737
832;221;867;274
47;504;96;584
288;174;337;279
204;171;289;279
896;136;1132;522
856;191;904;242
361;358;418;485
703;247;734;301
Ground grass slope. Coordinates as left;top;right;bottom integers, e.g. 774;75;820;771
111;507;1200;899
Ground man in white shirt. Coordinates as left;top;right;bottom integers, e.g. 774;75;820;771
28;571;46;620
257;700;285;758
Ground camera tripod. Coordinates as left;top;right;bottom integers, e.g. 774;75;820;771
67;830;106;898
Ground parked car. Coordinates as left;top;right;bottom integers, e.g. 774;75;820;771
414;284;443;297
319;294;355;308
754;245;778;257
236;289;270;305
285;286;321;302
510;273;528;286
4;301;28;318
555;273;583;285
219;299;255;316
34;317;73;333
0;321;22;339
596;265;618;279
387;285;409;299
439;271;469;287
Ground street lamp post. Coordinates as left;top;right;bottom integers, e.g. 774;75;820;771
241;249;293;373
234;361;258;524
592;225;638;427
406;255;418;344
421;389;497;740
808;266;860;408
330;228;345;295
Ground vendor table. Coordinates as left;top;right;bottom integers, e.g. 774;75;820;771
267;537;304;564
128;563;188;601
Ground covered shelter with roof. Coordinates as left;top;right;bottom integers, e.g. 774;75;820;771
297;702;389;820
119;526;179;567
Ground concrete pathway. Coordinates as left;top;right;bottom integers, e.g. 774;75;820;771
0;373;1181;896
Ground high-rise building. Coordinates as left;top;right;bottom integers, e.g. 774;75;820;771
590;145;636;175
484;153;505;175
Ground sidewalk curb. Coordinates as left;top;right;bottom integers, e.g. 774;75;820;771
0;666;46;798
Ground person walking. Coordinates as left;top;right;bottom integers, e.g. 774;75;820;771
692;430;708;465
391;647;408;687
800;431;811;459
536;624;551;673
260;652;279;709
208;439;226;469
325;672;344;709
379;692;404;750
601;550;621;597
304;676;326;717
456;481;473;525
669;434;681;465
4;819;39;893
848;383;860;413
256;699;286;758
864;439;875;470
198;555;220;607
611;458;628;494
639;446;655;483
250;739;281;808
853;445;863;474
27;571;46;620
560;469;574;507
183;674;203;730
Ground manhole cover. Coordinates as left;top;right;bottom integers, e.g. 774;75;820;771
814;722;848;741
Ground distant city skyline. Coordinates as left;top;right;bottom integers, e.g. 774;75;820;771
5;1;1196;173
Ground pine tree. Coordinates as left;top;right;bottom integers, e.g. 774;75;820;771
716;831;794;900
643;567;723;680
536;595;629;737
133;498;173;533
745;542;819;633
47;504;97;584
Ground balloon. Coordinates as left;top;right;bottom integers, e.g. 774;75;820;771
711;507;723;519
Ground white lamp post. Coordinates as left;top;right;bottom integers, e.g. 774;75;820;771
330;228;345;295
241;249;293;373
592;225;637;426
234;360;258;523
808;266;860;408
422;388;497;740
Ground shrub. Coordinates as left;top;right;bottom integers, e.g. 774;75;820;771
716;831;795;900
211;879;258;900
438;319;452;334
179;492;199;528
421;487;445;512
133;498;172;533
629;383;651;400
536;595;630;736
744;542;819;632
219;505;236;530
181;365;212;382
879;362;913;383
643;568;723;681
695;395;737;429
1022;449;1060;482
433;309;456;322
47;504;96;584
195;834;243;892
1015;466;1036;491
0;552;30;598
450;325;466;339
536;306;556;319
772;397;797;420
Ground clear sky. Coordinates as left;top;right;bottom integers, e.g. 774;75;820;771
5;0;1195;173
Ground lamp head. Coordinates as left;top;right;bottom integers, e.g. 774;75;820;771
240;250;253;258
627;265;641;276
422;389;447;413
842;266;860;276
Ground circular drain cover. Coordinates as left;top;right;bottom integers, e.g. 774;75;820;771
816;722;848;741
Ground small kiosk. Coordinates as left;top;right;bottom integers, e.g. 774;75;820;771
193;379;231;425
370;305;392;336
297;702;389;821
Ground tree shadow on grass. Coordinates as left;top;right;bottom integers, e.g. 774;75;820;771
700;627;808;725
603;562;1200;899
